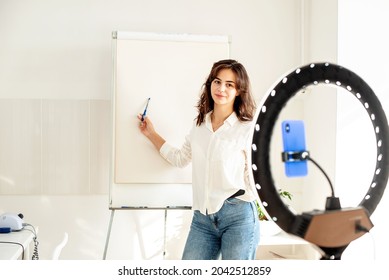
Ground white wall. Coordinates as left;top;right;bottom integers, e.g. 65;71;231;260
337;0;389;260
271;0;339;214
0;0;303;259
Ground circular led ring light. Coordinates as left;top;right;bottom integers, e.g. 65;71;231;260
251;62;389;232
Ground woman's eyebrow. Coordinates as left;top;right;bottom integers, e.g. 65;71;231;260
215;76;236;84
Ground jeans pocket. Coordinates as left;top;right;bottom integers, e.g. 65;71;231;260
225;197;243;205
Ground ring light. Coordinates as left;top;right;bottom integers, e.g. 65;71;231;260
251;62;389;259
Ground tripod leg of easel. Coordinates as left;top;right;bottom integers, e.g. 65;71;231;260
103;209;115;260
163;208;167;259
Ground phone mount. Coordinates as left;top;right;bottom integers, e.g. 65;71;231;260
281;150;310;162
251;63;389;260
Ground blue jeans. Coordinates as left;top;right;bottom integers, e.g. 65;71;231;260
182;198;260;260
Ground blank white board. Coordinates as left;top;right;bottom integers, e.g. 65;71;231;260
110;31;230;208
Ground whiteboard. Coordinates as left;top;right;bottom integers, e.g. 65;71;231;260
110;31;230;208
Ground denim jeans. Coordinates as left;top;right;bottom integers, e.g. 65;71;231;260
182;198;260;260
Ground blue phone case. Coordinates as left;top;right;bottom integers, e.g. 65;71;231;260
281;120;308;177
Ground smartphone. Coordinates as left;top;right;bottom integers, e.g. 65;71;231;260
281;120;308;177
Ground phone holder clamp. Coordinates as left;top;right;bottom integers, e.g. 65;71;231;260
281;151;310;162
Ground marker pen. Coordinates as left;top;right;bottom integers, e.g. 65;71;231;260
141;97;151;121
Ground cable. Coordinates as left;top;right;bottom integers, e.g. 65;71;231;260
0;241;25;259
356;224;370;233
22;223;39;260
366;231;376;260
353;224;376;260
302;153;335;197
31;236;39;260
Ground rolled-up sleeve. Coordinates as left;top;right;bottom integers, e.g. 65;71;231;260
159;134;192;168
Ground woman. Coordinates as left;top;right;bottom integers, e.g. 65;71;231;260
137;59;259;260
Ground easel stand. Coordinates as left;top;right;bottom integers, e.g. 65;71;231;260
103;206;191;260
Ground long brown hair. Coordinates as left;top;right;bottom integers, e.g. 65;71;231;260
195;59;256;126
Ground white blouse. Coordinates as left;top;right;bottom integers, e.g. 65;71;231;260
159;112;257;215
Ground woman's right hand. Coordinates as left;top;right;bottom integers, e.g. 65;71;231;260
137;114;166;150
137;114;155;138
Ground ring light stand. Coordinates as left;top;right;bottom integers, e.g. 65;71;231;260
251;62;389;260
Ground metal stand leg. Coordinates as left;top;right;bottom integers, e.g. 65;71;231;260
103;209;115;260
163;208;167;259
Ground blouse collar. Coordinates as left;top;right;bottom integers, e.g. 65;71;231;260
205;111;238;131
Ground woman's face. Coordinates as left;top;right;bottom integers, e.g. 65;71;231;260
210;68;239;109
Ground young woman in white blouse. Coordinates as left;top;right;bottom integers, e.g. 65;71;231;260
138;59;259;260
